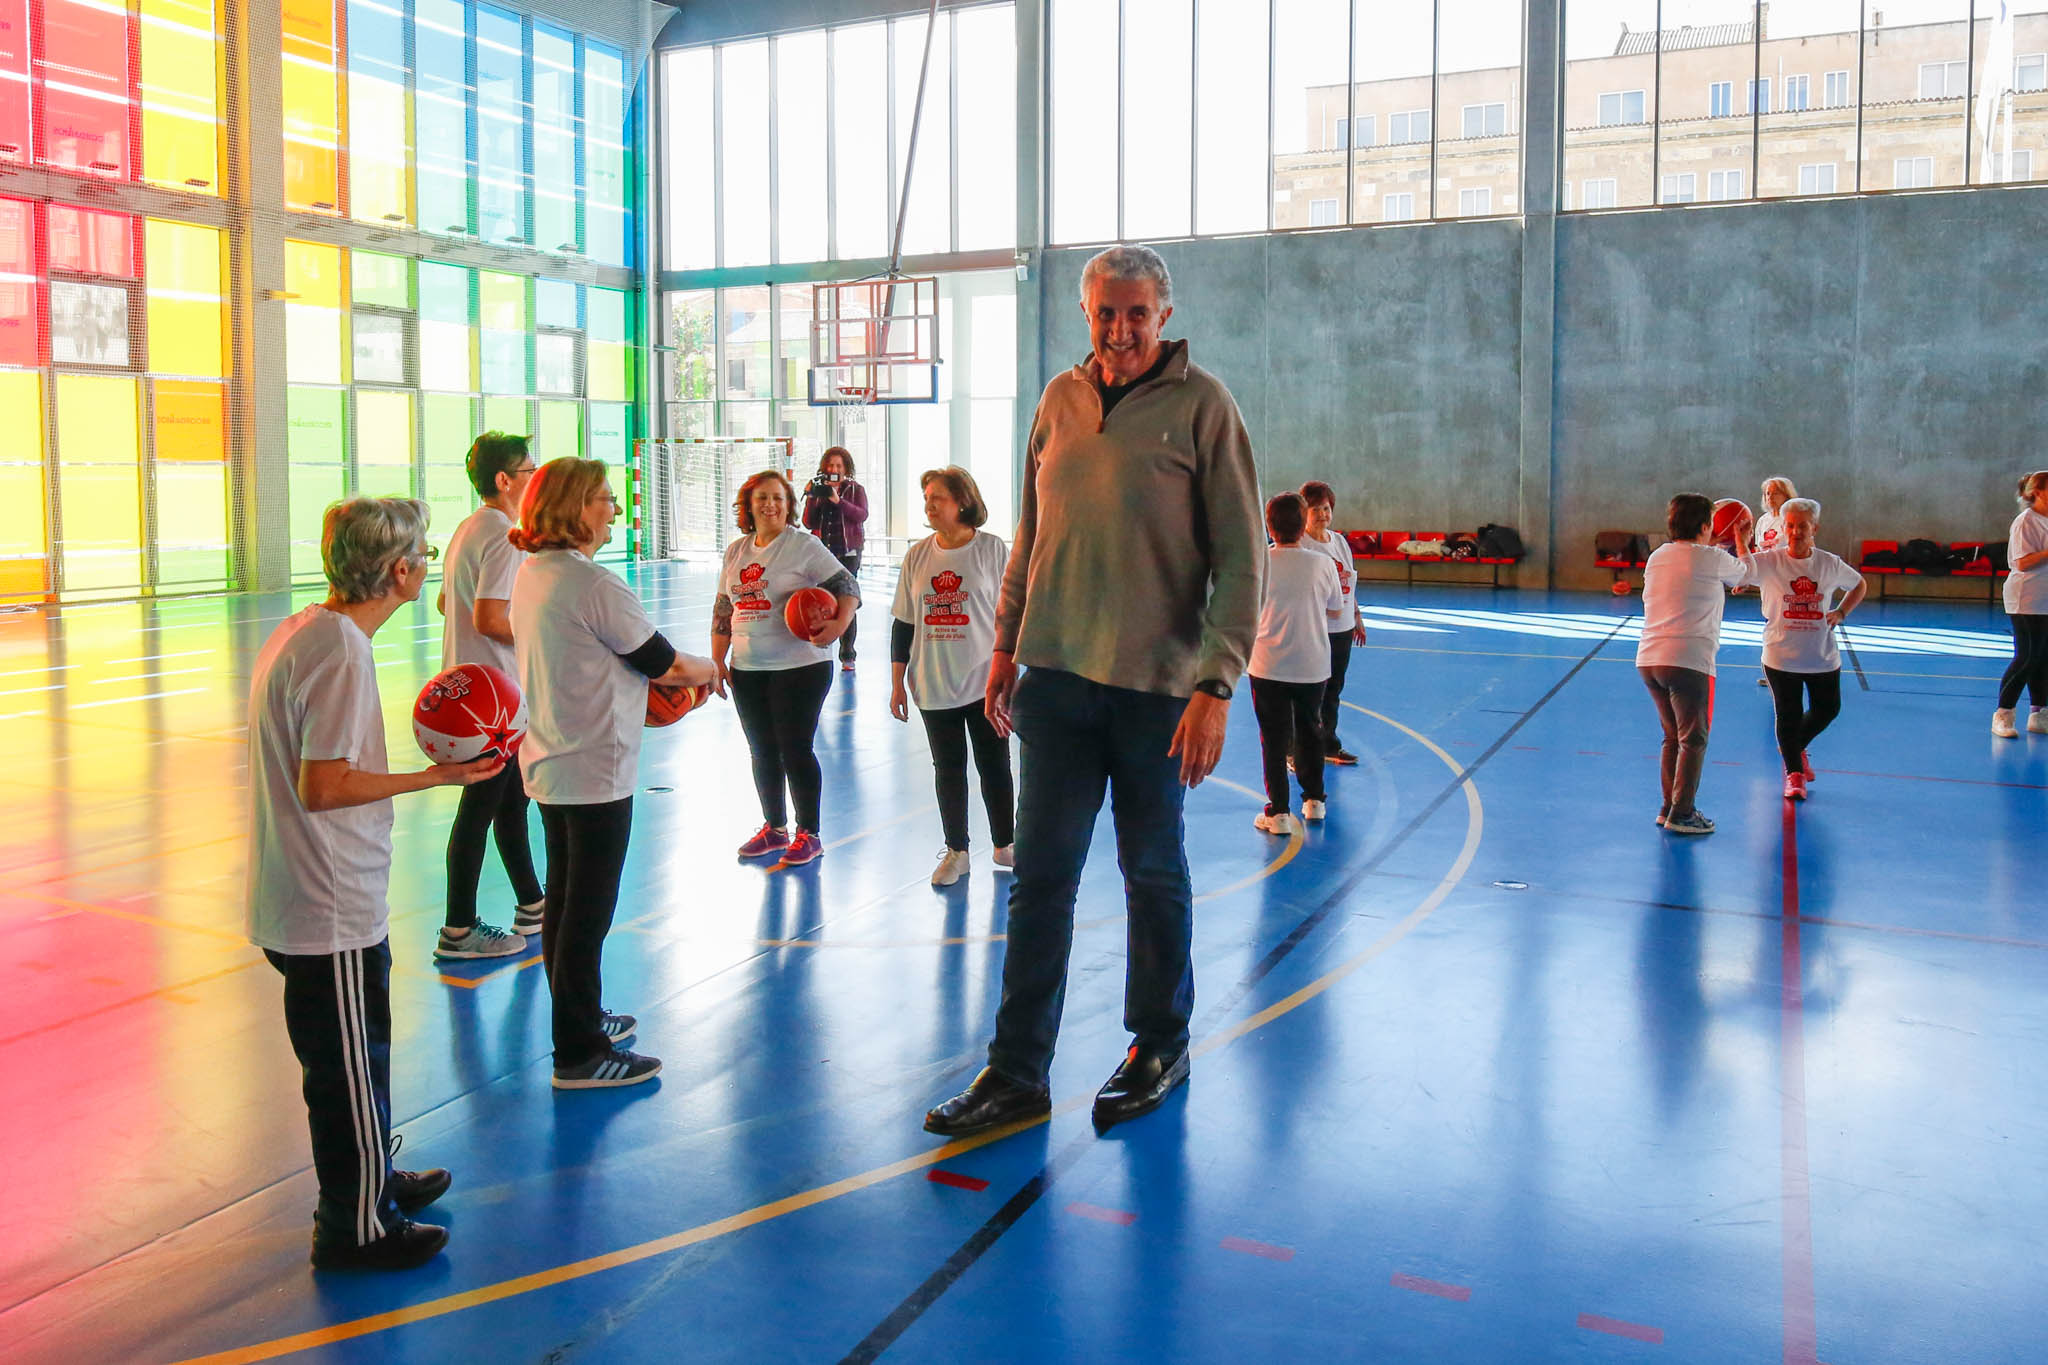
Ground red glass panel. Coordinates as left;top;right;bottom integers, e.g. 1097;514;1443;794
0;0;29;163
38;0;133;178
0;196;38;367
47;204;134;277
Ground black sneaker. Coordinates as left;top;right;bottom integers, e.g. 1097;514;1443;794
311;1219;449;1271
601;1010;637;1044
553;1048;662;1090
1325;748;1359;765
384;1134;450;1213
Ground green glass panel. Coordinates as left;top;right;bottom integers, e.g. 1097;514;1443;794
422;393;476;468
423;462;472;549
155;548;229;586
478;271;525;330
287;386;347;460
586;339;630;402
535;279;578;330
535;400;581;462
351;251;410;307
587;287;627;342
482;395;528;436
289;462;347;579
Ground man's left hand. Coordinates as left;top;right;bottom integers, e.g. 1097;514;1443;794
1169;690;1229;787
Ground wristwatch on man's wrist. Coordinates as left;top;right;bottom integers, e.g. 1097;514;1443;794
1194;678;1232;701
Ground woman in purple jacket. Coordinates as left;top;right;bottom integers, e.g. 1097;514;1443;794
800;446;869;670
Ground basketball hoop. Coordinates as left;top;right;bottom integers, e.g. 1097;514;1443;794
832;382;876;439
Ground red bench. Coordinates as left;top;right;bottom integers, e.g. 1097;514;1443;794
1858;539;2007;601
1345;530;1516;588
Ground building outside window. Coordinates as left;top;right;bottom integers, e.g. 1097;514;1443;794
1746;77;1770;114
1660;172;1696;204
1309;197;1340;225
1353;114;1377;148
1390;109;1430;144
1598;90;1645;125
1458;186;1491;214
1784;74;1809;112
1895;156;1934;188
1709;81;1732;117
2018;53;2046;91
1919;60;1966;99
1990;147;2034;181
1824;70;1850;107
1382;192;1415;220
1462;102;1506;138
1708;169;1744;200
1799;163;1837;195
1582;178;1617;209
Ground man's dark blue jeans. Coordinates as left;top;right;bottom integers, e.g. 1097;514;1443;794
987;667;1195;1088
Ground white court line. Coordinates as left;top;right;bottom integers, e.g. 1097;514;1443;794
103;649;216;665
0;683;65;698
87;667;212;686
67;687;208;711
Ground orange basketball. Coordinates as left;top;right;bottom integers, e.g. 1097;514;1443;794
1710;498;1752;549
646;681;711;728
784;586;838;642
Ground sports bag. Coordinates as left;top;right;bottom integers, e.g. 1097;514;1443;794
1900;538;1950;575
1476;524;1525;560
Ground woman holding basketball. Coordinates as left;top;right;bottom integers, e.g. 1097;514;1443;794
716;469;859;865
889;466;1014;887
510;459;716;1089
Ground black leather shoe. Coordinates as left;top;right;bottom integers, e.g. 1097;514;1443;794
310;1219;449;1271
924;1067;1051;1137
1091;1044;1189;1131
389;1166;451;1213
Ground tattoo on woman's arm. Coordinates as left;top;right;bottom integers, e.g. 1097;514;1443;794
820;570;860;600
712;593;734;636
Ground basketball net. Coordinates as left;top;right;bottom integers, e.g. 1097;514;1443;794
832;382;875;446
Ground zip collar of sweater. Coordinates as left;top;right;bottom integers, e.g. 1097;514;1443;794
1071;338;1190;427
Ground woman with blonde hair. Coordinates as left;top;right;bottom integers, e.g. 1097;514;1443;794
889;466;1015;886
1753;477;1797;552
510;459;716;1089
715;468;860;864
1994;470;2048;737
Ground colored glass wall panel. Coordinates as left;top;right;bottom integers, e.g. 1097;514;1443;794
586;44;629;266
415;0;471;235
282;0;341;211
144;220;224;377
481;394;526;436
0;371;46;588
355;389;413;498
421;391;473;464
536;398;580;461
586;286;629;402
476;5;527;244
533;24;577;253
284;241;343;383
535;278;578;330
40;0;132;178
139;0;221;192
152;378;224;461
421;462;471;550
590;402;628;550
418;260;471;392
48;205;134;276
351;251;409;307
54;374;142;591
347;0;410;225
0;0;28;164
288;385;346;575
0;197;38;366
478;269;525;394
154;465;227;584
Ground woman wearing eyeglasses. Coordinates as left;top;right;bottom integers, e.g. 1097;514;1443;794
510;459;717;1089
432;432;544;962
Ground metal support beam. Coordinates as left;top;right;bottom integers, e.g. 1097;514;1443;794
1517;0;1562;587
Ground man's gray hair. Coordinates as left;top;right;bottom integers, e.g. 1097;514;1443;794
323;497;430;603
1781;497;1821;520
1080;244;1172;308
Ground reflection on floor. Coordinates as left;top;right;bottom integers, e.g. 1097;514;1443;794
0;570;2040;1364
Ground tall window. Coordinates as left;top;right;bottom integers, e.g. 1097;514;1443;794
1784;74;1809;112
1709;82;1732;118
1708;169;1743;201
2019;54;2047;92
1824;71;1850;108
1746;78;1770;115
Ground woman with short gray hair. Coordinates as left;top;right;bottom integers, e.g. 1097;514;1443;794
1744;497;1864;799
245;496;503;1271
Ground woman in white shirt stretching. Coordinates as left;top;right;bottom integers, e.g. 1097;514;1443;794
511;459;716;1089
889;467;1015;887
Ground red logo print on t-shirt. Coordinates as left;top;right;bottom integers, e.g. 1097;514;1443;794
924;569;969;628
1783;574;1824;623
734;562;771;615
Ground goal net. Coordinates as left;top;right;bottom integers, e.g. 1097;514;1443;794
634;438;797;559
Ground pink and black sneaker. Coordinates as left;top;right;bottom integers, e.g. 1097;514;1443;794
737;824;791;859
781;829;823;865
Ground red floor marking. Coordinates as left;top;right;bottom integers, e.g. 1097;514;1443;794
1512;744;1540;750
1780;801;1820;1365
1219;1236;1293;1261
1065;1202;1136;1226
1575;749;1607;756
1711;759;1743;766
926;1169;989;1192
1391;1272;1470;1301
1578;1312;1664;1344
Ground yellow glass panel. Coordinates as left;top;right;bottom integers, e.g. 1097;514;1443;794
0;554;46;599
282;0;340;212
140;0;221;193
536;400;580;461
153;379;225;461
56;375;141;465
145;220;224;377
0;458;47;558
156;463;226;550
355;389;413;467
284;240;342;307
56;466;143;590
348;76;410;226
587;340;629;402
285;241;344;384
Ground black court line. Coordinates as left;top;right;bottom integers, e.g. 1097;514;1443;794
836;615;1634;1363
1838;624;1871;691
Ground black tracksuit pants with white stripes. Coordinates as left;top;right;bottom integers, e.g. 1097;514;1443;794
264;941;401;1249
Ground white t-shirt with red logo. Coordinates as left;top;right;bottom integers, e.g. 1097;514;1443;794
1753;508;1787;554
891;530;1011;711
720;526;850;671
1745;547;1863;673
1304;527;1358;623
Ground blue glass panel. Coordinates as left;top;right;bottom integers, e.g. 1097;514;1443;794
585;42;629;267
476;4;527;245
415;0;471;235
535;278;579;330
533;21;579;254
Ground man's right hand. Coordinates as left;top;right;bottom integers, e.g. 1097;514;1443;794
984;651;1019;738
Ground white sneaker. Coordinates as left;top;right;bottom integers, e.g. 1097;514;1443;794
991;845;1015;868
1253;810;1299;836
931;848;971;887
1301;799;1327;822
2029;709;2048;735
1993;708;2019;738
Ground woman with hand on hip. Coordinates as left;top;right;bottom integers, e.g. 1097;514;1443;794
716;469;860;865
1744;498;1864;799
510;459;717;1089
889;466;1015;887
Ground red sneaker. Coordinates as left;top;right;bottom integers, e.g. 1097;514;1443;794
1783;772;1808;801
737;824;790;859
1799;750;1815;782
782;829;823;865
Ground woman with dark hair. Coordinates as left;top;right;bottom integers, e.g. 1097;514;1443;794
800;446;869;670
889;466;1014;887
717;469;860;865
511;459;717;1089
1634;492;1750;836
1994;470;2048;737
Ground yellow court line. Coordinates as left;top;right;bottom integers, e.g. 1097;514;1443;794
171;704;1482;1365
9;888;250;945
1199;775;1305;901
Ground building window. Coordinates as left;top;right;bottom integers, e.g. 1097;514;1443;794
1824;71;1851;108
1308;197;1339;226
2019;53;2047;92
1746;78;1770;114
1333;116;1348;149
1560;181;1571;210
1389;109;1430;145
1991;147;2035;182
1354;114;1377;148
1660;173;1696;204
1582;178;1617;209
1784;74;1809;112
1708;82;1732;118
1894;156;1934;188
1598;90;1645;126
1919;60;1966;99
1382;192;1415;221
1798;162;1837;195
1461;102;1506;138
1707;169;1744;201
1458;186;1491;215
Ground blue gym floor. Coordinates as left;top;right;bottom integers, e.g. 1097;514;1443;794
1;566;2041;1365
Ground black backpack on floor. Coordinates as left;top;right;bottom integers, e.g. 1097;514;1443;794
1900;538;1950;575
1476;524;1525;560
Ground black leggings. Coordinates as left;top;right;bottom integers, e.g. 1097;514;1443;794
1999;614;2048;710
538;797;633;1067
1763;667;1842;774
835;552;861;660
443;762;543;929
730;661;834;832
1250;675;1326;812
1319;631;1353;747
919;702;1016;851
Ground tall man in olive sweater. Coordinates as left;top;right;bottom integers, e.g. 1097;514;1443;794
925;244;1263;1136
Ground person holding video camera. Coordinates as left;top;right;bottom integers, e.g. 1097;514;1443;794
800;446;870;670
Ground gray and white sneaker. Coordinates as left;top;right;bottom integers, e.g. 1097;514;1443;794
433;921;527;960
931;848;971;887
1663;810;1716;836
601;1010;637;1044
512;900;545;935
2029;709;2048;736
1993;708;2020;738
552;1048;661;1090
1253;810;1300;837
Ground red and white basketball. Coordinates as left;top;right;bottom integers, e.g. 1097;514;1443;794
413;664;527;764
646;681;712;728
1710;498;1752;551
784;585;838;642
